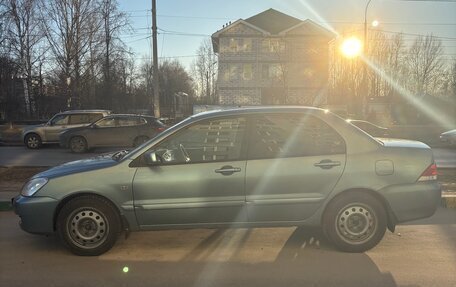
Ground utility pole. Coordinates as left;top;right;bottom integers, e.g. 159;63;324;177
151;0;160;117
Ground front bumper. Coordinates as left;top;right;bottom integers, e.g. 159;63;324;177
381;181;441;223
13;195;59;235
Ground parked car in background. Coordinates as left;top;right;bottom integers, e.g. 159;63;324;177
346;119;389;137
14;107;440;256
59;114;166;153
440;129;456;146
22;110;111;149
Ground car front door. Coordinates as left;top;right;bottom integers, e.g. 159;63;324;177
88;117;121;147
45;114;69;142
245;113;346;222
132;116;248;227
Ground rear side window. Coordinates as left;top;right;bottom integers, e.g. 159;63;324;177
248;114;345;160
88;113;104;123
118;117;140;127
69;113;103;124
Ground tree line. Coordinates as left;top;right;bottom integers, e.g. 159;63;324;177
0;0;197;120
329;31;456;124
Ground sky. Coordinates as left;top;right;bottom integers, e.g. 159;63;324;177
117;0;456;69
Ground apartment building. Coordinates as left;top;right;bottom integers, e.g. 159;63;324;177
211;9;335;106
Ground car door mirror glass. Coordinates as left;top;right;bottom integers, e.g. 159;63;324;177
144;150;162;165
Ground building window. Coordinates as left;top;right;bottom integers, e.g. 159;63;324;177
262;39;285;53
243;64;253;80
262;64;283;80
223;64;240;81
222;38;252;53
229;38;238;52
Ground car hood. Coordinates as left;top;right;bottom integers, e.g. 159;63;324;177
22;123;45;132
33;154;118;179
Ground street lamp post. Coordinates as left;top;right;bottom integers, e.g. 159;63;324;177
362;0;373;118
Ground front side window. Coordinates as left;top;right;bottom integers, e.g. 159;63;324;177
248;114;345;160
150;117;246;164
50;114;69;126
95;117;116;128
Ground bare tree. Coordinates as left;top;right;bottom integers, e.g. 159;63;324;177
406;35;444;96
3;0;43;116
40;0;98;108
99;0;128;109
191;39;217;103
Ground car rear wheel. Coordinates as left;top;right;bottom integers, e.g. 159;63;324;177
323;192;387;253
25;133;42;149
70;136;88;153
133;136;149;147
57;195;121;256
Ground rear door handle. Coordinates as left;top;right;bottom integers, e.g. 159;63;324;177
215;165;241;176
314;160;341;169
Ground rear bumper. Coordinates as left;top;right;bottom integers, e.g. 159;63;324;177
13;195;59;235
380;181;441;223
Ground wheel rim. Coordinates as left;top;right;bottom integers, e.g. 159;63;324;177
66;208;109;249
335;203;377;245
71;138;85;152
27;136;39;148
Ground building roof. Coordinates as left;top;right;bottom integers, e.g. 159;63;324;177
211;9;335;52
244;9;302;35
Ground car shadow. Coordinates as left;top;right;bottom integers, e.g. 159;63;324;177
110;226;401;287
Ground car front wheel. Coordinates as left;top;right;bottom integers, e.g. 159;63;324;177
25;133;42;149
323;192;387;253
133;135;149;147
57;195;121;256
70;136;88;153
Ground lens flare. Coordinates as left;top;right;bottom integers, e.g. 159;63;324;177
340;37;362;58
123;266;129;273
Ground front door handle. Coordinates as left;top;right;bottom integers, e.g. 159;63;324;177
314;160;341;169
215;165;241;176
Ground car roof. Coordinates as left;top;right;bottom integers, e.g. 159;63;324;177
192;106;326;119
60;110;111;114
102;114;157;119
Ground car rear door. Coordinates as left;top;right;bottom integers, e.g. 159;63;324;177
132;116;248;227
245;113;346;222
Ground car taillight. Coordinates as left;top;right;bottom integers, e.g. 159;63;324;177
418;163;437;182
157;127;165;132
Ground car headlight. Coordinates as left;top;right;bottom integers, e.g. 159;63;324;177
21;178;48;197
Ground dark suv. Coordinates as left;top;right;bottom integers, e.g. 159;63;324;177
59;114;166;153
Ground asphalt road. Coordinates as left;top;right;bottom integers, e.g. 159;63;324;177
0;207;455;287
0;145;455;168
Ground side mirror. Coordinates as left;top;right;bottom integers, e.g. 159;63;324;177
144;150;162;165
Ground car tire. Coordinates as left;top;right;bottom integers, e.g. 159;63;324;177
25;133;42;149
133;136;149;147
70;136;88;153
323;191;387;253
57;195;121;256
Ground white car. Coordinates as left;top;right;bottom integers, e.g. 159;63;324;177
440;129;456;146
